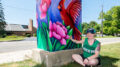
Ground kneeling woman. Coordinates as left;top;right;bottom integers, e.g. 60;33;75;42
70;28;101;67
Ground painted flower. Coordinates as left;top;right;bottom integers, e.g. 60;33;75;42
49;21;69;45
39;0;51;19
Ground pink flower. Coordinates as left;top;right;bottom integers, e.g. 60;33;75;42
39;0;51;19
49;21;69;45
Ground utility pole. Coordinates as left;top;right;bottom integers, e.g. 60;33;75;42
101;4;103;37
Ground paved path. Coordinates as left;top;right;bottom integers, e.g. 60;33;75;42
0;41;37;53
23;37;37;41
96;37;120;45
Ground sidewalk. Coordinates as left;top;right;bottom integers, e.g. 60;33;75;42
96;37;120;45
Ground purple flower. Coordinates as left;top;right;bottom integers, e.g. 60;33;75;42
49;21;69;45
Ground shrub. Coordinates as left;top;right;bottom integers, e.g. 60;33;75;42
25;34;31;37
33;33;37;37
6;35;17;38
0;34;6;38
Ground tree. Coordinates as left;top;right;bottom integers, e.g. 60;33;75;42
82;21;101;34
89;21;97;28
94;24;101;32
99;6;120;36
82;22;90;34
0;0;6;37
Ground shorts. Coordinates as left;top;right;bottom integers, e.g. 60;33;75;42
80;54;101;65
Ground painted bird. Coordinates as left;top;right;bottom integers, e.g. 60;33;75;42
58;0;82;40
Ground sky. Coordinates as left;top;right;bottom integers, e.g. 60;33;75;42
1;0;120;27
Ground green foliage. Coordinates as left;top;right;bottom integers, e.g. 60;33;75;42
0;35;25;41
33;33;37;37
94;24;101;32
68;29;73;35
82;22;101;34
25;34;31;37
82;22;90;34
66;26;70;30
89;21;97;28
37;22;51;51
108;27;118;35
99;6;120;36
62;21;65;26
0;1;6;37
6;35;18;38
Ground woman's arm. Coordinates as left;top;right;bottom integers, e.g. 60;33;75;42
69;36;84;44
87;43;101;60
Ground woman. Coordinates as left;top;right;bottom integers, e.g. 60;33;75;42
70;28;101;67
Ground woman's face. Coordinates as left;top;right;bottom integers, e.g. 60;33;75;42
86;33;95;39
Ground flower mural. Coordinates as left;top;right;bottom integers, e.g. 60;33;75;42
49;21;69;45
36;0;82;51
39;0;51;19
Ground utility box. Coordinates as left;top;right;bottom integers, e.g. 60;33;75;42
34;0;82;66
36;0;82;52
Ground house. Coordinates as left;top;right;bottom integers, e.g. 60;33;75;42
5;19;37;36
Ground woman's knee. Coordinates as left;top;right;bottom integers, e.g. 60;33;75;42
88;59;98;66
72;54;76;59
72;54;78;58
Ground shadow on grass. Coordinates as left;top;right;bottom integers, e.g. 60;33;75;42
61;56;120;67
100;56;119;67
33;63;46;67
33;56;119;67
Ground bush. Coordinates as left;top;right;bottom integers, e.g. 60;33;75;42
33;33;37;37
6;35;17;38
25;34;31;37
0;34;6;38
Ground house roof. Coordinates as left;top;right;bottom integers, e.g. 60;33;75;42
5;24;30;31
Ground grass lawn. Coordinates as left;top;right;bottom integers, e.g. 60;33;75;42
0;35;25;42
0;43;120;67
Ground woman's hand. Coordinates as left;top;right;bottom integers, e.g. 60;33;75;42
83;59;89;64
69;36;84;44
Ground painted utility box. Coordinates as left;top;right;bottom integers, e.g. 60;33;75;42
36;0;82;52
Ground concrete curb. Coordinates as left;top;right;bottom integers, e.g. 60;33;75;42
32;48;83;67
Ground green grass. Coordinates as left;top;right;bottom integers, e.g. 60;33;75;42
0;35;25;42
0;43;120;67
0;60;44;67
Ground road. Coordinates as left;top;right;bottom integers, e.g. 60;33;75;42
0;41;37;53
0;37;120;53
96;37;120;45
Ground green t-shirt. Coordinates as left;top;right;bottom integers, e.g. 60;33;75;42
83;38;100;58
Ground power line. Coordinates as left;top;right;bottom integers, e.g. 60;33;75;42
4;5;35;12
